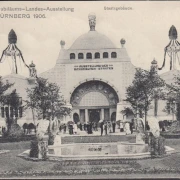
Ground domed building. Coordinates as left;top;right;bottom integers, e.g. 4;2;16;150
40;14;136;123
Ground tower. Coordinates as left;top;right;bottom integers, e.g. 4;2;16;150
159;25;180;71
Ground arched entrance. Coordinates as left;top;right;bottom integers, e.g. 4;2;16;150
70;80;119;123
73;113;80;124
89;109;100;123
111;112;116;121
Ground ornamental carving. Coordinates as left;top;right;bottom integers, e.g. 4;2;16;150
70;80;119;107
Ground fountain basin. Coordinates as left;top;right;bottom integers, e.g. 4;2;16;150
48;142;152;160
18;142;175;161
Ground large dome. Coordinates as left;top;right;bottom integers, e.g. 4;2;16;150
70;31;116;50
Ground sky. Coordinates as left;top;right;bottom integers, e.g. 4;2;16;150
0;1;180;77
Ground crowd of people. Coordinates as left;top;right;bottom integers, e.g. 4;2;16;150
58;120;136;136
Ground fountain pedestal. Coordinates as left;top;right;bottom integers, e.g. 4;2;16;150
136;133;145;144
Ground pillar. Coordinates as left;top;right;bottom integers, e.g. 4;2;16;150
116;102;125;121
85;109;89;123
101;108;104;120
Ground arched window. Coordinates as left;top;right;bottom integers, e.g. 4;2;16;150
95;52;100;59
86;53;92;59
19;107;23;118
103;52;108;58
1;107;4;118
111;52;117;58
73;113;80;124
78;53;84;59
70;53;75;59
10;107;13;118
5;107;9;118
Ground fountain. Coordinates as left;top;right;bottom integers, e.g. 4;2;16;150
18;117;175;161
47;118;174;160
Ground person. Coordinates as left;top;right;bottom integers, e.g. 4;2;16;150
108;121;112;133
104;122;108;135
112;121;116;133
89;122;93;134
59;125;62;132
86;122;90;134
120;122;124;132
73;123;78;134
146;122;150;131
79;123;82;131
84;123;87;131
95;122;98;131
100;121;104;136
69;124;73;135
130;121;133;134
125;122;131;135
63;124;66;134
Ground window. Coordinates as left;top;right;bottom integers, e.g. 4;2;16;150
5;107;9;117
10;107;13;118
78;53;84;59
15;108;18;118
19;107;23;118
1;107;4;118
70;53;75;59
86;53;92;59
95;52;100;59
111;52;117;58
167;103;170;114
103;52;108;58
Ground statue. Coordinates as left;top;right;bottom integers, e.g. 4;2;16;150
88;13;96;31
136;118;145;144
147;116;160;138
29;61;37;78
29;119;49;159
36;119;49;140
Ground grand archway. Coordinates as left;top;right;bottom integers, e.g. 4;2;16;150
70;80;119;123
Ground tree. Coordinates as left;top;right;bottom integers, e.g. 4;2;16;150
0;77;15;133
125;68;165;129
4;89;23;133
0;77;14;104
164;76;180;121
121;107;134;119
25;77;71;132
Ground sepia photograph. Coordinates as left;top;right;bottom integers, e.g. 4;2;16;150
0;1;180;179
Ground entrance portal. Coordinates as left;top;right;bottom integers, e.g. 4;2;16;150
89;109;100;123
70;80;119;123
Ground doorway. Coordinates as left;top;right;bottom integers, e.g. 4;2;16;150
89;109;100;123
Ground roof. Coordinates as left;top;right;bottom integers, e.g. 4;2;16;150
70;31;116;50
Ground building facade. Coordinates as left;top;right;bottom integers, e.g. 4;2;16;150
39;14;136;124
0;14;177;128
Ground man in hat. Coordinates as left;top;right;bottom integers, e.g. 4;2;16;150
100;121;104;136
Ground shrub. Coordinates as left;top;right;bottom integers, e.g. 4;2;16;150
8;124;23;139
29;140;39;158
149;135;166;157
48;133;55;145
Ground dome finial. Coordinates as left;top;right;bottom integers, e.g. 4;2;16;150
151;58;157;64
88;13;96;31
169;25;177;40
60;40;65;49
8;29;17;44
120;38;126;48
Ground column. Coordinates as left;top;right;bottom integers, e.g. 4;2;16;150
101;108;104;120
85;109;89;123
116;102;124;121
